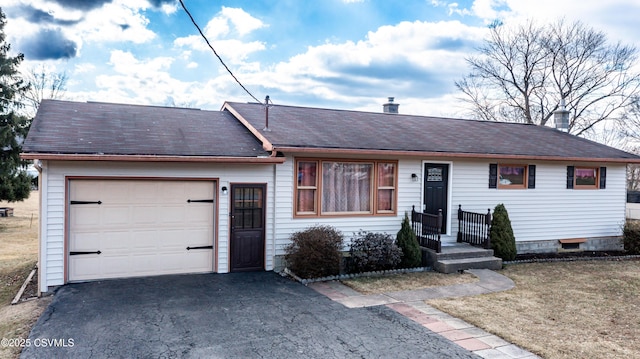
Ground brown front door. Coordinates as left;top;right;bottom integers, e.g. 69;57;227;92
230;184;265;272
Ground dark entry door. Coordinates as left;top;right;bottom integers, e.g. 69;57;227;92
230;184;265;272
424;163;449;233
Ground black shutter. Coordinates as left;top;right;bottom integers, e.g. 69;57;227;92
527;165;536;189
599;167;606;189
567;166;575;189
489;164;498;188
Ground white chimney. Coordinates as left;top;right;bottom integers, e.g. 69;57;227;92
383;97;399;114
554;98;570;132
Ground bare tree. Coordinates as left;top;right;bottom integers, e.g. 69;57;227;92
21;65;68;117
628;164;640;192
457;19;640;136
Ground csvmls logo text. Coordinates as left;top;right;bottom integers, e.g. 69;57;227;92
31;338;75;348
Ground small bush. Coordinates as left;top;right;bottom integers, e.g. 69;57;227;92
396;213;422;268
623;220;640;254
349;231;402;273
284;225;344;279
490;203;517;261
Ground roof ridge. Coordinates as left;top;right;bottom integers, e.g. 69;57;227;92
226;101;547;127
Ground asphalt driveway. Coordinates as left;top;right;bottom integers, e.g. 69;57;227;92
22;272;477;358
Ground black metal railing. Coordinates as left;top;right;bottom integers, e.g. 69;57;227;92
457;205;491;249
411;205;442;253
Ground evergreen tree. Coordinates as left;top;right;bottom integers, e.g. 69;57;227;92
0;10;31;202
396;212;422;268
490;204;517;261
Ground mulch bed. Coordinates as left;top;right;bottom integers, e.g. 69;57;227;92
507;251;640;264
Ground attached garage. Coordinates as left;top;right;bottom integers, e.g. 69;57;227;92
23;100;284;293
68;179;216;281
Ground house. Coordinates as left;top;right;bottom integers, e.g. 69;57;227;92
23;99;640;293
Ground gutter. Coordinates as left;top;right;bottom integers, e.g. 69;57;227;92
270;146;640;164
20;153;286;164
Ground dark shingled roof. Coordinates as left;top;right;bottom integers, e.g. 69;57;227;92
24;100;269;158
225;102;640;161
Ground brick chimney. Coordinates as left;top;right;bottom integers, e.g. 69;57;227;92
383;97;399;114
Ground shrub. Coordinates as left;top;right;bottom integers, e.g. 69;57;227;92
348;231;402;273
284;225;344;279
490;203;517;261
623;220;640;254
396;213;422;268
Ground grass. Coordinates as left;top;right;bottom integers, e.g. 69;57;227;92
341;260;640;358
341;271;478;294
428;261;640;359
0;192;51;359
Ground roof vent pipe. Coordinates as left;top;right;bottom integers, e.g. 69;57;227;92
263;95;271;131
554;98;570;132
383;97;399;114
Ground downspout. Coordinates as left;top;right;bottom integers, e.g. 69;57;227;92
272;162;277;271
38;160;47;294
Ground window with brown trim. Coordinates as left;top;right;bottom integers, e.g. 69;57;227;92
294;159;397;216
497;164;527;189
296;160;318;214
573;167;600;189
377;162;396;213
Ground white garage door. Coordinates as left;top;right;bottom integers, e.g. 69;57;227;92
68;180;215;281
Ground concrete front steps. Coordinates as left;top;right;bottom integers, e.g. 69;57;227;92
423;243;502;274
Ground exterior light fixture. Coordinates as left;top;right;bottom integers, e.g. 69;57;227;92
221;186;228;195
411;173;419;182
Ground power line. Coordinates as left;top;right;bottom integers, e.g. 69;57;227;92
178;0;262;104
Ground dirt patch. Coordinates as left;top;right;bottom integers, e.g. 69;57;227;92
428;260;640;359
0;297;52;359
341;271;478;295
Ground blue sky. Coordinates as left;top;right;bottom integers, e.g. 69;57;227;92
2;0;640;117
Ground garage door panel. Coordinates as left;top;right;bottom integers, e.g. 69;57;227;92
69;232;100;249
184;229;213;245
105;182;134;202
157;205;186;223
186;206;214;223
133;183;159;201
102;206;132;226
132;206;158;224
131;231;163;249
71;207;101;227
69;180;215;281
70;256;103;280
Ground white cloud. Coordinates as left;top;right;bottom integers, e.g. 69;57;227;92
77;1;156;44
108;50;173;74
219;6;266;36
174;7;267;64
244;20;486;113
160;2;178;15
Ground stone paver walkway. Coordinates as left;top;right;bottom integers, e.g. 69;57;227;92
308;269;541;359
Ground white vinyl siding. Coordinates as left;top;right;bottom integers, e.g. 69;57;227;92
39;161;275;292
273;155;422;253
449;160;626;242
273;155;625;256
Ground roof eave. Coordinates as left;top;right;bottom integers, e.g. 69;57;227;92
271;146;640;163
20;153;285;164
